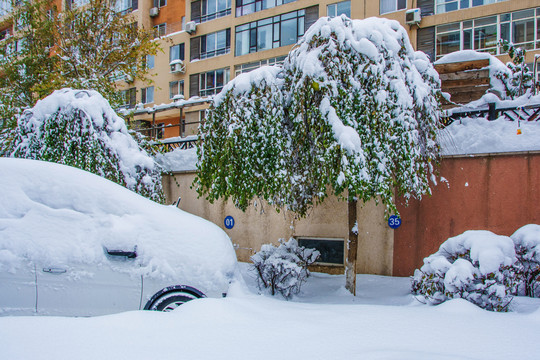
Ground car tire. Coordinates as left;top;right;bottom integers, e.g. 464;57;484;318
147;291;200;312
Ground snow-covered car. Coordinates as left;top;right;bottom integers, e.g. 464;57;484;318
0;158;238;316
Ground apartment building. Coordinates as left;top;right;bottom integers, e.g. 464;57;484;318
2;0;539;139
120;0;540;140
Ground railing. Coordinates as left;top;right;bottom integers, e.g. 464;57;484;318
447;102;540;123
160;138;197;152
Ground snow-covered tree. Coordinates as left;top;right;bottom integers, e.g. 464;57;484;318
196;16;442;294
5;89;165;203
0;0;158;127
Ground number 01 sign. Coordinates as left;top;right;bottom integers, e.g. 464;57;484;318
388;215;401;229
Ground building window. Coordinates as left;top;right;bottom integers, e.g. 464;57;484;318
297;238;344;265
67;0;90;9
234;55;286;76
327;0;350;18
170;43;185;63
141;86;154;104
144;54;155;70
120;87;136;109
154;0;166;7
380;0;406;15
199;68;230;97
191;29;230;60
153;23;166;38
191;0;231;24
435;8;540;58
235;0;296;17
235;9;306;56
436;0;506;15
170;80;184;99
114;0;133;14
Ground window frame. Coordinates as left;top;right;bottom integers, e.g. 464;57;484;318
327;0;350;18
169;43;185;63
153;23;166;38
200;29;231;59
435;0;507;15
235;0;296;17
141;86;155;104
379;0;406;15
199;68;230;97
235;9;306;56
193;0;232;24
169;80;185;99
435;8;540;59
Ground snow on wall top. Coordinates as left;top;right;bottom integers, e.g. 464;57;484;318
0;158;237;291
434;50;493;64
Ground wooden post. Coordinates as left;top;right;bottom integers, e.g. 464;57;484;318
345;198;358;295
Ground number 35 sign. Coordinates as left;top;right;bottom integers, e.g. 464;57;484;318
388;215;401;229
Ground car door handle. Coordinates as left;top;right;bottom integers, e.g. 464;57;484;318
105;245;137;259
42;268;67;274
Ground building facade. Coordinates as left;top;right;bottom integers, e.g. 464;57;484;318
117;0;540;140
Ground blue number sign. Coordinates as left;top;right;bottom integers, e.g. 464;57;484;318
224;216;235;229
388;215;401;229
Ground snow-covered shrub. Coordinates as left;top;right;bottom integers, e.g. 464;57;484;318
7;89;165;203
494;40;534;99
511;224;540;297
411;230;517;312
251;238;320;299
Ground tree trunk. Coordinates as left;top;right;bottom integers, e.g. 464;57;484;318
345;199;358;295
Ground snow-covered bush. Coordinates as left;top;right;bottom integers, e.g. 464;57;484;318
251;238;320;299
5;89;165;203
411;230;517;312
511;224;540;297
495;40;534;99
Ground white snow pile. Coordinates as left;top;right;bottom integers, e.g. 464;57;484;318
439;115;540;155
155;145;198;172
412;230;517;311
0;158;237;291
1;267;540;360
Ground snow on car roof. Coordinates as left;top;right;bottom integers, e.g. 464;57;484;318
0;158;237;290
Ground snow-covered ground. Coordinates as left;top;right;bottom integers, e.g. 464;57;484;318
1;263;539;360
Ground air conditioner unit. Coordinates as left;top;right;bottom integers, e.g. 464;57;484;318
170;60;185;73
149;7;159;17
185;21;197;34
125;74;134;83
405;8;421;25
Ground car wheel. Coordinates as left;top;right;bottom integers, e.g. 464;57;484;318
148;291;199;312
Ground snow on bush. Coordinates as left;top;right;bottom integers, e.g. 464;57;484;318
412;230;517;312
511;224;540;297
5;89;165;202
251;238;320;299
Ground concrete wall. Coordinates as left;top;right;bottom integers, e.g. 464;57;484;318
163;172;394;275
393;151;540;277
